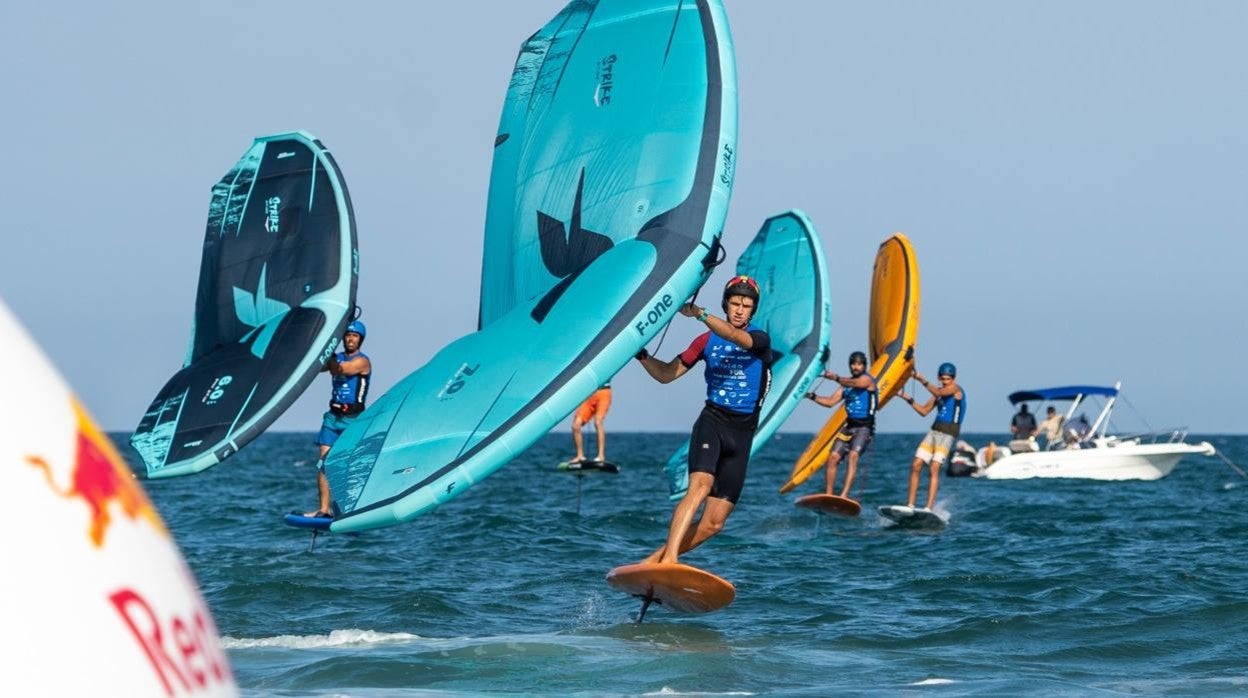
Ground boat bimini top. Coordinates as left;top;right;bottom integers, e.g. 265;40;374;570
1008;382;1122;443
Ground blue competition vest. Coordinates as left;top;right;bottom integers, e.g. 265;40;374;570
701;324;769;415
845;374;878;422
330;351;371;414
932;387;966;436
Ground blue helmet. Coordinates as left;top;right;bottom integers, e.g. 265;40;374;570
345;320;367;340
938;362;956;378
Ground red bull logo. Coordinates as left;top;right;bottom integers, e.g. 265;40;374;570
26;399;163;546
6;301;236;695
110;587;233;695
23;398;235;694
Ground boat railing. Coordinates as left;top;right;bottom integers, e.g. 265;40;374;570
1039;428;1190;451
1103;428;1191;445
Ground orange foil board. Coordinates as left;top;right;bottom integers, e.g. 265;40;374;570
606;563;735;614
782;233;920;494
794;493;862;517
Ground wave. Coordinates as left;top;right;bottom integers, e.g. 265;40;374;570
642;690;755;696
222;629;421;649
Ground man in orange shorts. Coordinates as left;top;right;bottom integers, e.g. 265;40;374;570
571;382;612;463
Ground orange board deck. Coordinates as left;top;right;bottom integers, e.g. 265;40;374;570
606;562;735;614
794;493;862;517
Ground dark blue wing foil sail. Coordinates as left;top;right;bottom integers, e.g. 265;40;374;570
132;131;358;477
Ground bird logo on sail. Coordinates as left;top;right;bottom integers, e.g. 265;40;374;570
233;263;290;359
532;168;613;322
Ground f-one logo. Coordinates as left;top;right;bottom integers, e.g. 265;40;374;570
634;294;674;335
201;375;233;406
437;363;480;400
594;54;617;106
319;336;339;365
264;196;281;234
719;143;734;187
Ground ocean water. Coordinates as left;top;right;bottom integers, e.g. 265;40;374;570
118;432;1248;696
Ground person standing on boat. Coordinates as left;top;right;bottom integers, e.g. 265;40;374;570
805;350;877;499
305;320;371;518
633;275;773;564
1035;406;1063;448
1011;404;1037;440
898;362;965;509
570;382;612;463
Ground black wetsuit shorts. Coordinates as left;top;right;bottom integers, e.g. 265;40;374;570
687;405;757;504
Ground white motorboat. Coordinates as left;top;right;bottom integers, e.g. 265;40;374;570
976;383;1216;481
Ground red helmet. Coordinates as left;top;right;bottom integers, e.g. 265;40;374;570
722;275;760;312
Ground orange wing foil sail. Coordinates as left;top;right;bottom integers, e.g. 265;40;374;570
781;233;920;493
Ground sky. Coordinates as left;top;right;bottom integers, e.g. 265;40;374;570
2;1;1245;439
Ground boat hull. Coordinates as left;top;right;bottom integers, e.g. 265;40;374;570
980;442;1215;481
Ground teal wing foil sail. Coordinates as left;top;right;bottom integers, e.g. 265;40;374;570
132;131;358;478
664;210;831;499
326;0;738;533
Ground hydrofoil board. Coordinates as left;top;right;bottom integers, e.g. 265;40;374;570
283;512;333;531
606;562;734;614
877;504;945;528
557;459;620;474
794;493;862;517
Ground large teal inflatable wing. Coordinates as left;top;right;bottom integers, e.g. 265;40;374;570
326;0;738;533
132;132;357;478
664;210;831;499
